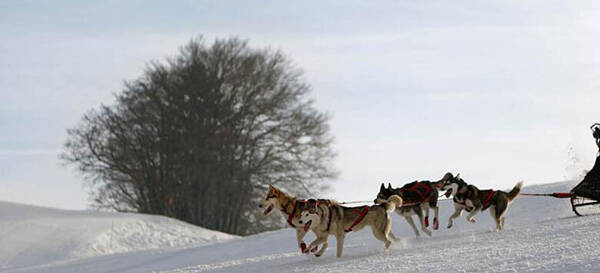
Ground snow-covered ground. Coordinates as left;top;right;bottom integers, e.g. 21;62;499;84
5;181;600;273
0;201;236;271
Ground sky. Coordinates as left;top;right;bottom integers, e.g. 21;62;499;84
1;0;600;210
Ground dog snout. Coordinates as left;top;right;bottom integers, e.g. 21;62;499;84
299;220;303;224
258;204;263;208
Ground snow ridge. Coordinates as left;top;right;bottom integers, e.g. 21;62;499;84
0;201;237;270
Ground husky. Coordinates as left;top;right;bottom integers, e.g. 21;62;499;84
258;185;318;253
440;173;523;231
374;172;453;237
297;195;403;258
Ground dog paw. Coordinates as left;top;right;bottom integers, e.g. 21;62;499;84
310;245;319;253
300;243;308;254
467;218;476;223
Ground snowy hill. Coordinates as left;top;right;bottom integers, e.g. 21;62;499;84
6;181;600;273
0;201;237;270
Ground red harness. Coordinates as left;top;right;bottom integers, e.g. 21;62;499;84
481;191;496;209
400;181;432;203
344;206;370;233
283;200;303;228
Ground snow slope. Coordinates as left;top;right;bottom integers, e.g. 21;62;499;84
0;201;236;270
6;182;600;273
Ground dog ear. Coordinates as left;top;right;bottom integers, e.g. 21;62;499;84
269;185;280;194
387;183;392;189
380;183;385;191
455;173;460;179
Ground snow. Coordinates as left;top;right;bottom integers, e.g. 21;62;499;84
0;201;237;271
4;181;600;273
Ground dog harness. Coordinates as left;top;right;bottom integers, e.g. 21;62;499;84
344;206;370;232
481;191;496;210
454;190;496;211
282;199;304;228
311;201;334;232
400;181;432;203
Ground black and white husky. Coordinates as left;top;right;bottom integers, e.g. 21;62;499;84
374;173;453;237
440;173;522;231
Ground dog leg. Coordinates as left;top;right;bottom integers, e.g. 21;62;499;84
335;233;345;258
315;242;328;257
296;229;308;253
423;203;430;228
465;207;481;223
489;206;500;231
370;225;392;249
404;215;420;237
433;205;440;230
496;205;507;231
419;219;432;236
380;215;397;246
416;209;432;236
383;216;394;248
308;234;328;257
447;206;463;229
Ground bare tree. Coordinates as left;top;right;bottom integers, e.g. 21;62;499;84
62;37;337;235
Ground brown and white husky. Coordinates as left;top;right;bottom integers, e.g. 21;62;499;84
297;195;403;258
258;185;318;253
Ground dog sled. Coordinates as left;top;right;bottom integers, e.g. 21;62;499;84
523;123;600;216
569;123;600;216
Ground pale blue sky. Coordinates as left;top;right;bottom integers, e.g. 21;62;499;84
2;1;600;209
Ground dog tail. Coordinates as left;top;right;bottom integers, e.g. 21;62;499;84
507;181;523;201
384;195;403;212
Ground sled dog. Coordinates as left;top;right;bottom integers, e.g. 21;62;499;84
258;185;318;253
440;173;522;231
374;172;453;237
298;195;403;258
